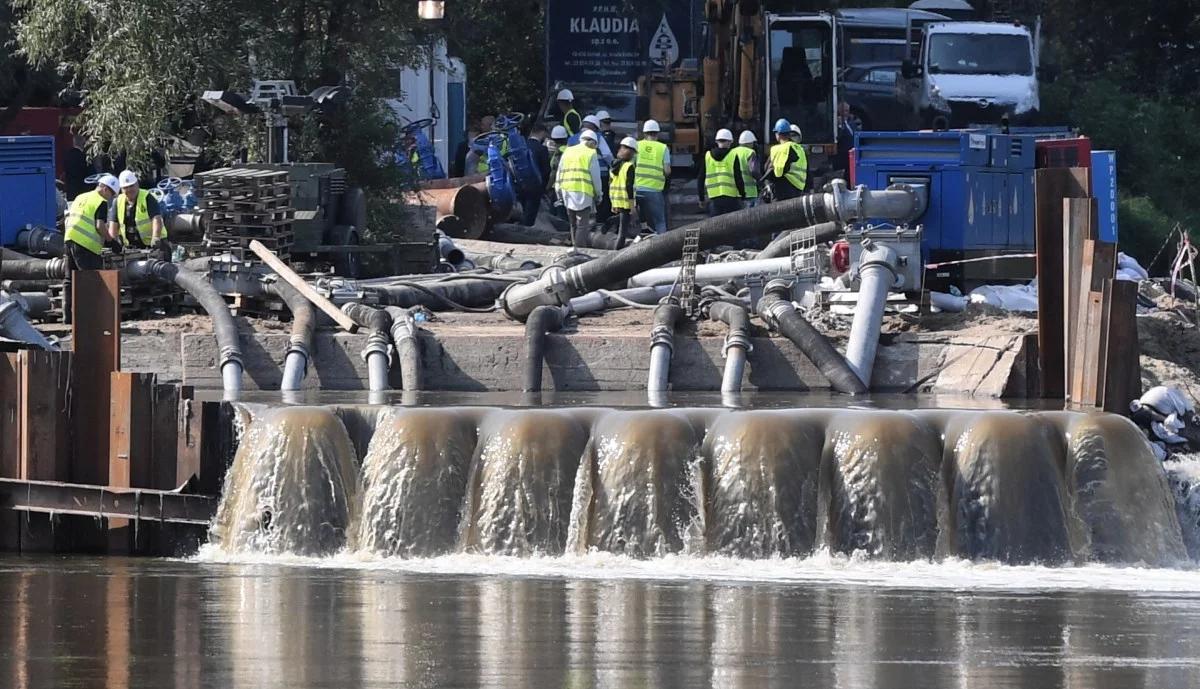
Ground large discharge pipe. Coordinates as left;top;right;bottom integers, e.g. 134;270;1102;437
0;257;68;281
759;280;867;395
342;303;394;392
705;300;752;393
126;260;244;396
844;239;900;388
647;300;686;393
501;182;921;320
384;307;424;391
523;305;567;392
259;280;315;392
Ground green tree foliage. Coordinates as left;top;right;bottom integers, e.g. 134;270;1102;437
441;1;545;120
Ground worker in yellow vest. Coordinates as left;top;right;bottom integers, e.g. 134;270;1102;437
64;174;120;270
555;129;603;247
610;136;639;243
698;128;746;218
556;89;582;137
732;130;760;207
766;118;808;201
634;119;670;233
111;170;169;260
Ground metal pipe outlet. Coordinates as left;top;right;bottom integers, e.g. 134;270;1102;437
844;239;900;388
705;300;752;393
261;280;315;392
384;307;424;391
647;300;686;393
342;303;394;392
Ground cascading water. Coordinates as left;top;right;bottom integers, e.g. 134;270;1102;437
208;406;1195;568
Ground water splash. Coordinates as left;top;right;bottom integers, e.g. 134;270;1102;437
1163;452;1200;560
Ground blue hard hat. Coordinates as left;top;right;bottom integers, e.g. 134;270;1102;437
773;118;792;134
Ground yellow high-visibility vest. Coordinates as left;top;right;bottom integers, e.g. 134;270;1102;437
732;145;759;199
114;188;163;245
610;160;633;210
770;142;807;191
634;139;667;192
558;143;598;197
65;190;107;255
704;150;738;199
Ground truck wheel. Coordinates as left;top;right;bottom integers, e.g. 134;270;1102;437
328;225;362;279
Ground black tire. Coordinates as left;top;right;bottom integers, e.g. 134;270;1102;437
327;225;362;279
338;187;367;231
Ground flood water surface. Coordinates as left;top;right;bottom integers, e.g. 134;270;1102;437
1;555;1199;689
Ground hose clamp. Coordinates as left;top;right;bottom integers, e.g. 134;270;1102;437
722;330;753;357
649;324;675;351
360;331;394;366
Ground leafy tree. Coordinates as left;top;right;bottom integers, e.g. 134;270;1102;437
441;1;545;120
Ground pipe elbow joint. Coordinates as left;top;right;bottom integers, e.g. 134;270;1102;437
501;267;573;321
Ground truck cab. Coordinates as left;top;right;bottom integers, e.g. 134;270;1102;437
899;21;1039;127
764;12;839;177
535;82;641;142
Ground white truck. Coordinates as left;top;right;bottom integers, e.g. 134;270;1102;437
899;21;1039;128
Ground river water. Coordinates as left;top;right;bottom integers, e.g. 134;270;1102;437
0;554;1199;688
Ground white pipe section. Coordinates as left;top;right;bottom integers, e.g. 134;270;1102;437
281;351;308;391
930;291;968;313
647;345;673;393
221;362;244;399
722;346;748;393
845;240;899;388
568;285;674;315
628;257;794;288
366;352;391;392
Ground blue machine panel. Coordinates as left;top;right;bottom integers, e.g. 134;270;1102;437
0;136;57;247
1091;150;1118;243
855;131;990;167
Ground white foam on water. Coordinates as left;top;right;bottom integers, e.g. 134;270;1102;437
192;545;1200;595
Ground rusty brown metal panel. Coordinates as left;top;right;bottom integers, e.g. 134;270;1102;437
18;350;72;481
151;384;180;491
109;372;155;492
1035;168;1090;398
174;386;200;489
0;353;18;480
71;270;121;485
0;478;217;525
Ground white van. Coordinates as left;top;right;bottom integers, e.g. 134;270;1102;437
900;21;1039;127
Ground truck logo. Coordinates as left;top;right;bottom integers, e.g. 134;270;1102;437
649;15;680;67
569;17;639;34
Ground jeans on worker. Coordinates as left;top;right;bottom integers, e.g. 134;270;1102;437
708;197;743;218
635;190;667;234
520;192;542;226
567;207;593;247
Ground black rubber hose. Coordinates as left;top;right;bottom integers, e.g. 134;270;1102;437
523;305;566;392
570;193;838;294
125;260;243;392
757;222;843;259
759;284;866;395
1;280;54;292
0;258;68;280
707;300;750;335
261;280;316;390
365;278;506;312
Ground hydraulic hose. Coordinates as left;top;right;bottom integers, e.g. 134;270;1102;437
647;300;686;393
384;307;424;391
523;305;567;392
758;280;866;395
0;257;68;281
757;222;842;259
705;300;752;393
342;303;394;393
261;280;316;392
365;278;506;312
125;260;243;397
502;181;920;321
0;296;57;350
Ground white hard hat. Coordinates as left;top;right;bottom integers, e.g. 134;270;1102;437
118;169;139;188
597;110;612;121
557;89;574;101
551;125;569;140
642;119;661;133
97;174;120;194
583;114;601;127
715;128;734;142
620;136;638;149
579;129;598;143
738;130;757;145
790;124;803;139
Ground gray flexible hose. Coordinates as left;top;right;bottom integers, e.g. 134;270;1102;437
647;301;686;393
758;281;866;395
261;280;315;392
383;307;424;391
706;300;752;393
342;303;394;392
523;305;567;392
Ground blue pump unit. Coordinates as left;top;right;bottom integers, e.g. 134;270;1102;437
478;133;514;218
0;136;58;247
854;130;1038;288
496;113;542;195
400;119;446;180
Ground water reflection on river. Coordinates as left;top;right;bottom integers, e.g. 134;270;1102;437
0;556;1198;689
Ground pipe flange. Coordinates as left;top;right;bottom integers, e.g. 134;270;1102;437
361;332;394;365
722;330;753;357
649;324;675;351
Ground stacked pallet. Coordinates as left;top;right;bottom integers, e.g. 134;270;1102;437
195;168;294;262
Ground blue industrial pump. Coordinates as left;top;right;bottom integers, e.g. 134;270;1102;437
400;118;446;180
495;113;542;195
472;131;514;219
0;136;60;251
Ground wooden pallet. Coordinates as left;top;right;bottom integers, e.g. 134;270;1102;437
197;194;290;210
206;231;293;248
195;167;289;188
208;211;294;228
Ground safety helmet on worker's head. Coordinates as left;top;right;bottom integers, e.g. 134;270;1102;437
97;174;120;194
579;129;599;144
597;110;612;122
583;114;601;128
620;136;638;150
557;88;574;101
738;130;757;145
790;124;803;140
642;119;661;134
773;118;792;134
551;125;569;141
118;170;139;189
715;128;734;143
